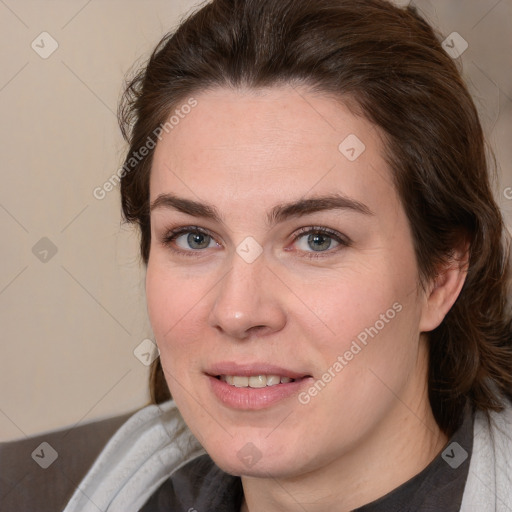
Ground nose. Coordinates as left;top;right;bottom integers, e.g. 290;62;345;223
207;253;287;340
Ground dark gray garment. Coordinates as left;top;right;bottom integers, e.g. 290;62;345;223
139;406;474;512
0;412;134;512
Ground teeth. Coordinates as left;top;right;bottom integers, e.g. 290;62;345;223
219;374;296;388
266;375;281;386
233;376;249;387
248;375;267;388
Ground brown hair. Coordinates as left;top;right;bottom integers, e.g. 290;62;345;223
118;0;512;435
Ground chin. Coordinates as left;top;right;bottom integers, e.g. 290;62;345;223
211;453;297;479
203;434;311;479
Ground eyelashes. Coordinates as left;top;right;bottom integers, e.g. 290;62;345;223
287;226;351;259
160;225;351;259
162;226;220;255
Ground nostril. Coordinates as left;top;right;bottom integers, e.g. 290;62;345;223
247;325;272;336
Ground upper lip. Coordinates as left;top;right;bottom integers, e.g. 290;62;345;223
206;362;311;380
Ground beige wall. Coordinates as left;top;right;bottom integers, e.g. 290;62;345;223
1;0;511;442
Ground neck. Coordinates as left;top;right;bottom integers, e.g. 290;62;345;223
240;386;447;512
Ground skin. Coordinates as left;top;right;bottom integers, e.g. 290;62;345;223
146;85;467;511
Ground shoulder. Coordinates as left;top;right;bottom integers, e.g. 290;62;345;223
460;400;512;512
63;400;205;512
0;411;132;512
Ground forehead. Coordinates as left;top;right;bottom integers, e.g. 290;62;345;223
150;85;397;218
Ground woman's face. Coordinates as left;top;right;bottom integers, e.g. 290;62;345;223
146;85;437;478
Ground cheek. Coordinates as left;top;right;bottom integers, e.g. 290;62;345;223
294;254;422;403
293;284;421;442
297;260;415;348
145;263;214;421
145;262;207;369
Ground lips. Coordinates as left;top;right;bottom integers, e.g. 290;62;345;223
205;362;313;409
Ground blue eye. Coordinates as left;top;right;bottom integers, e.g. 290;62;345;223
180;231;212;250
296;232;338;252
292;227;349;258
162;227;219;254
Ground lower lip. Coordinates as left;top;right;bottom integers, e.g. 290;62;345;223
207;375;312;410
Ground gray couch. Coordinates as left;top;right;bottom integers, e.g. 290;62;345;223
0;411;134;512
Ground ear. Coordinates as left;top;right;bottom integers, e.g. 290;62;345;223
419;244;469;333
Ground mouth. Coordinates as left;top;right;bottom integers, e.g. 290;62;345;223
206;363;313;409
215;374;307;388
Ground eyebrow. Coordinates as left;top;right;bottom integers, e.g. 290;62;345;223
150;192;374;226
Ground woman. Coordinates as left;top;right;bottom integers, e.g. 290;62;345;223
64;0;512;510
